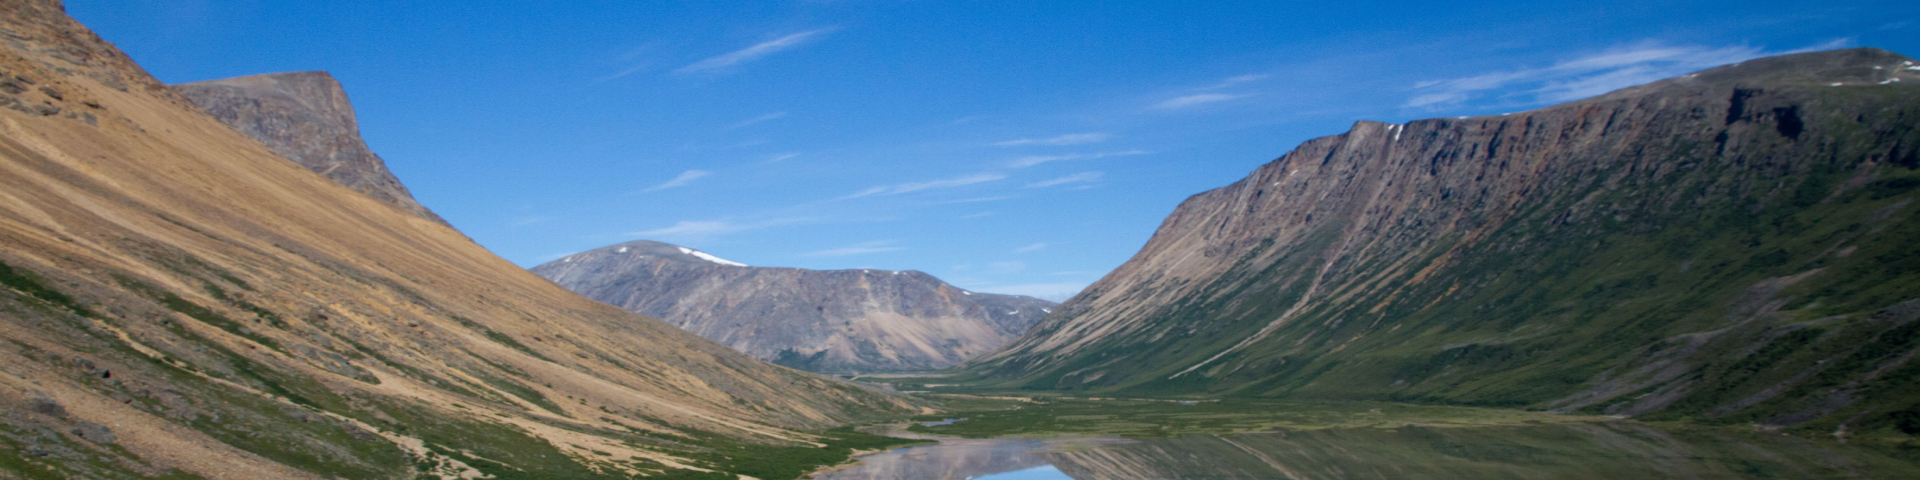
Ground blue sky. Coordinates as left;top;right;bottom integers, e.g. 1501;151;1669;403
70;1;1918;301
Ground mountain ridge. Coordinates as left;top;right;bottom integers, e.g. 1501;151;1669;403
959;48;1920;432
534;239;1055;373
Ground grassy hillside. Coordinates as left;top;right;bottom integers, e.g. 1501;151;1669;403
956;50;1920;436
0;2;917;478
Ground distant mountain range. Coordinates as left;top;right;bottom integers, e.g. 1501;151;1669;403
533;240;1055;373
960;48;1920;431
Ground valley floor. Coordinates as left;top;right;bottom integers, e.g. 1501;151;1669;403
819;391;1920;479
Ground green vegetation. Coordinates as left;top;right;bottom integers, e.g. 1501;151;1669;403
177;388;411;478
473;373;569;417
202;283;287;329
0;260;95;318
451;315;550;361
905;397;1604;439
114;275;286;355
950;85;1920;434
0;422;207;480
676;426;933;480
364;397;926;480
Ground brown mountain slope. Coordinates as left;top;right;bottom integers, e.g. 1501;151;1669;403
0;2;912;479
533;240;1055;373
174;71;449;226
960;48;1920;431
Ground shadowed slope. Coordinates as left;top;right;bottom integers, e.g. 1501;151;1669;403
961;48;1920;432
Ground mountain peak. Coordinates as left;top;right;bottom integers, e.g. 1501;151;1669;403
566;239;750;267
174;71;450;226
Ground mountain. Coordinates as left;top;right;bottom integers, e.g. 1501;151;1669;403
0;2;913;479
532;240;1056;373
174;71;449;226
960;48;1920;432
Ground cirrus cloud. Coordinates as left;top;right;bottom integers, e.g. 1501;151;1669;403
642;170;710;192
675;27;839;75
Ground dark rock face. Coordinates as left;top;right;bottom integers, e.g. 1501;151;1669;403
964;48;1920;428
174;72;448;225
533;240;1056;373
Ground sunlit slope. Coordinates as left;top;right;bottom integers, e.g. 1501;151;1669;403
0;2;911;478
960;48;1920;432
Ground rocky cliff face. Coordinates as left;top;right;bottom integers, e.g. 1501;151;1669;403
963;48;1920;432
0;2;912;478
533;240;1055;373
174;71;448;226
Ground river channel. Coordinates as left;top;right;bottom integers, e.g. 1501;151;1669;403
815;421;1920;479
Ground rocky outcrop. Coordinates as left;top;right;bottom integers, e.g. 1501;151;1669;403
0;2;911;478
533;240;1055;373
175;71;448;225
963;48;1920;430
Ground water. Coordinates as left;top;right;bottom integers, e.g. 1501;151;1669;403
817;422;1920;479
976;465;1072;480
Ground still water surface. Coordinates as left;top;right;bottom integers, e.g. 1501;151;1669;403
816;422;1920;479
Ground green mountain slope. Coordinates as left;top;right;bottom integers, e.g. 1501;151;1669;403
958;48;1920;434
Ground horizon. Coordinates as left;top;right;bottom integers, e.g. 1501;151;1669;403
67;0;1919;301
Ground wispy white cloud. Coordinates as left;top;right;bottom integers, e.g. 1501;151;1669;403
1201;74;1270;90
1008;150;1148;168
842;173;1006;199
510;215;547;227
1157;93;1252;109
973;282;1089;302
763;152;801;163
959;212;995;219
728;111;788;129
630;220;737;238
674;27;838;75
1013;243;1049;253
628;217;810;241
1403;40;1854;109
642;170;710;192
993;132;1111;147
1027;172;1103;188
600;43;665;81
805;240;905;257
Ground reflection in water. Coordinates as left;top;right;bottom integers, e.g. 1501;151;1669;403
819;423;1920;479
811;435;1055;480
